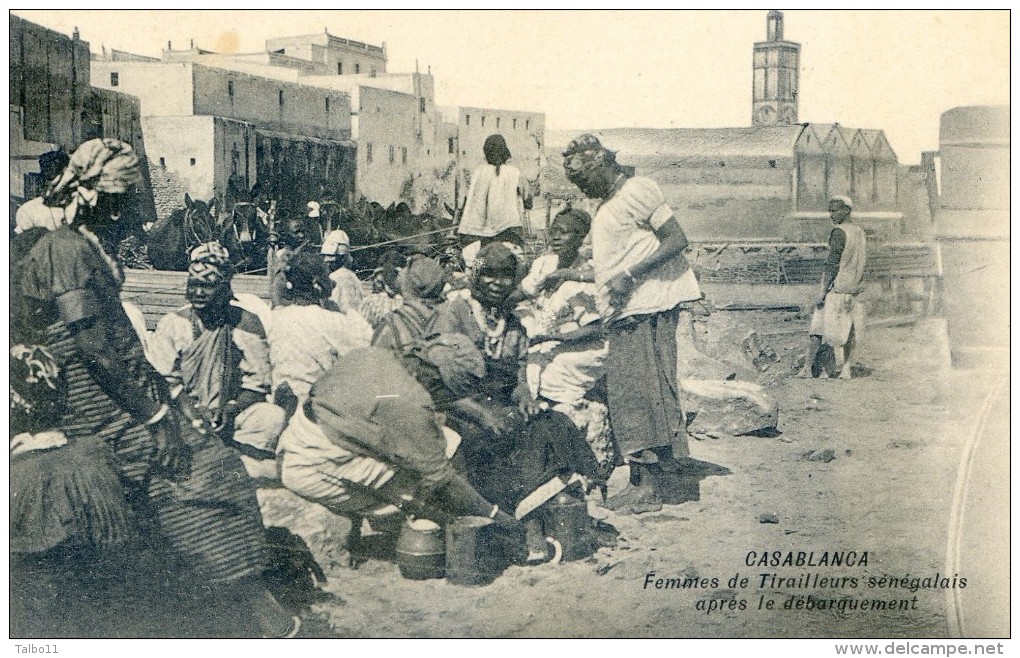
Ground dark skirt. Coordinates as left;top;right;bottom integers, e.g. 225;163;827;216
605;307;688;457
10;437;134;555
449;405;600;512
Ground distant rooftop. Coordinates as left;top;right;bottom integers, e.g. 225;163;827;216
265;31;386;56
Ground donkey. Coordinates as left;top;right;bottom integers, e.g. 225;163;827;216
226;201;272;275
146;194;221;271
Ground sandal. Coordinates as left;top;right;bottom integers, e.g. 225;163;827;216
264;615;302;639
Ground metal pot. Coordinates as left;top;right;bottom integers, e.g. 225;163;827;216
396;518;445;580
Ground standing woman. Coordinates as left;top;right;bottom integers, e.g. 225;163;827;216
456;134;532;248
561;134;704;516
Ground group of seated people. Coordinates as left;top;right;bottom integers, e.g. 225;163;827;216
10;140;616;636
142;205;616;569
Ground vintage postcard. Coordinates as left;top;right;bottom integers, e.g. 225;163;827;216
7;8;1011;649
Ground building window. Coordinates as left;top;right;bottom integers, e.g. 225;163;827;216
325;97;330;112
496;117;500;129
401;147;408;164
389;145;395;164
513;118;517;129
366;143;373;163
370;67;377;77
110;72;119;87
159;157;166;167
419;97;426;113
355;63;360;74
481;116;485;127
465;115;470;126
190;158;196;166
525;119;530;130
337;62;343;74
228;80;234;97
279;90;284;106
448;137;455;154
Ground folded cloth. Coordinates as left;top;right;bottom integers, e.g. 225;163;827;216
10;430;68;457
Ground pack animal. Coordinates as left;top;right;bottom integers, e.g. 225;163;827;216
146;194;222;271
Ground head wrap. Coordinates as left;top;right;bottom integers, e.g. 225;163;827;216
398;255;447;301
188;241;233;284
475;242;521;277
562;133;617;179
830;195;854;210
307;201;321;218
320;229;352;255
483;134;512;168
45;139;141;204
283;252;332;301
412;333;486;399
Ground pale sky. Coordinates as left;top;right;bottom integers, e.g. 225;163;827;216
13;9;1011;165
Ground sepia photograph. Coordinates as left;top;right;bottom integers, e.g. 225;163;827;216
7;8;1011;647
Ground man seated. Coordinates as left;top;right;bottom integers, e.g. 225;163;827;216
148;242;285;467
278;334;523;538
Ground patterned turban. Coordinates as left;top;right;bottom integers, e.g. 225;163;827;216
562;133;616;178
46;138;141;203
188;241;233;283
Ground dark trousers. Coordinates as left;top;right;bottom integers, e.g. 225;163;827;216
605;306;688;458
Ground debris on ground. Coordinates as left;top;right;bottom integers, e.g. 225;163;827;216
799;448;837;463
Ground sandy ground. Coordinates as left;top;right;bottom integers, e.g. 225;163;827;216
274;309;1007;639
11;302;1007;639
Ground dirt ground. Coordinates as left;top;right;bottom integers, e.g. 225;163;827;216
12;292;1005;640
274;302;1006;639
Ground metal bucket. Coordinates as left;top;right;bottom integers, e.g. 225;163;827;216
445;516;512;587
395;518;445;580
542;490;597;562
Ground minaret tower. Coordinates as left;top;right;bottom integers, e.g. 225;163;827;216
752;10;800;125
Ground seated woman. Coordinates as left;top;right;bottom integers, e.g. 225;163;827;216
431;242;601;561
517;208;617;485
10;228;135;637
268;252;373;414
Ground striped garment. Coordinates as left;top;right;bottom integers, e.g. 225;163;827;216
46;324;269;584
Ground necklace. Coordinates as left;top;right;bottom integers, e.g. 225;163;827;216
468;297;507;359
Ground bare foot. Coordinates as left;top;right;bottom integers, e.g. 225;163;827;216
603;484;663;515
